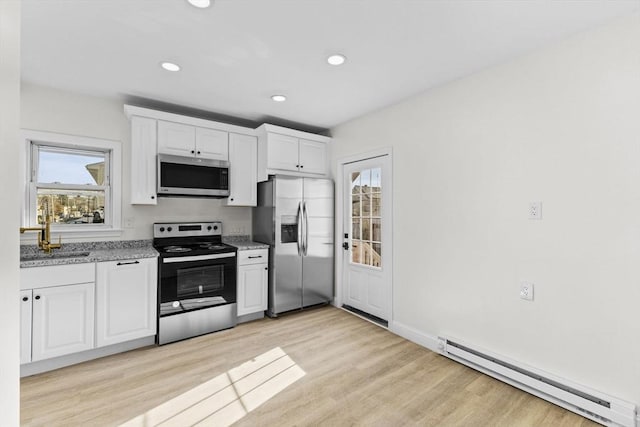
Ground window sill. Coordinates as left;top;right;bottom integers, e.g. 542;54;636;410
20;227;124;243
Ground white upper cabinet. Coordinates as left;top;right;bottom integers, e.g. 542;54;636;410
196;127;229;160
298;138;327;176
257;124;331;182
158;120;229;161
266;133;299;172
224;133;257;207
129;116;158;205
157;121;195;157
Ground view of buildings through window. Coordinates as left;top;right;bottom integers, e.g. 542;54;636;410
34;146;107;225
351;167;382;268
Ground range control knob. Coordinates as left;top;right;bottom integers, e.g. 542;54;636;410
207;226;212;231
213;225;218;231
159;227;165;232
167;227;173;232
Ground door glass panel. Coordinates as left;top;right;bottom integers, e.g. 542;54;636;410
349;167;382;269
362;218;371;241
352;195;361;217
351;240;362;264
352;218;361;240
351;172;361;194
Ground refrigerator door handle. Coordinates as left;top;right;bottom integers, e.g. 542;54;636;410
297;201;303;256
303;201;309;256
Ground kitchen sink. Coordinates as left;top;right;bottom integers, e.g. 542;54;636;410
20;251;91;261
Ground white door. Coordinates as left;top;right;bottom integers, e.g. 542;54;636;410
298;138;326;175
95;258;157;348
195;127;229;160
342;154;392;322
266;133;299;172
237;263;268;316
157;120;196;157
20;290;33;364
31;282;95;361
225;133;257;206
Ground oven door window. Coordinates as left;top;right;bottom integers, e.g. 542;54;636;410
177;265;224;298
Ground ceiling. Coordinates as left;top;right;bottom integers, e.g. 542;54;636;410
21;0;639;133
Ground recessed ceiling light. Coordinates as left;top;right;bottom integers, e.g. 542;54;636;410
187;0;211;8
161;62;181;72
327;54;347;66
271;95;287;102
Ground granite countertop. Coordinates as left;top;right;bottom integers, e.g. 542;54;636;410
20;240;158;268
223;236;270;251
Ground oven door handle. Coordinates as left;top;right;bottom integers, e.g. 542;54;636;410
163;252;236;263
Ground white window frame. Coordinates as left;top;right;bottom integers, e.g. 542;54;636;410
21;130;122;239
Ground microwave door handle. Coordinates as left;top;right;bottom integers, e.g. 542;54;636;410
303;201;309;256
297;202;303;256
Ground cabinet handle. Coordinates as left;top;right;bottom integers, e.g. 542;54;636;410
117;260;140;266
248;255;263;259
191;150;195;154
300;165;304;169
151;195;155;200
296;164;300;168
35;295;41;300
230;198;234;201
22;296;29;302
197;151;201;155
264;267;268;270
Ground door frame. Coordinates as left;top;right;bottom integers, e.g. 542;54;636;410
335;147;393;323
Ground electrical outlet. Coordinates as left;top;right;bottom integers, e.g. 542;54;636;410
528;201;542;220
124;217;135;228
520;282;534;301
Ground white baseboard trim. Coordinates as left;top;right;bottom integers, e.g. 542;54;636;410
389;320;440;353
21;336;155;377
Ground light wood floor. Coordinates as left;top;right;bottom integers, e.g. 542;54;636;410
21;306;597;426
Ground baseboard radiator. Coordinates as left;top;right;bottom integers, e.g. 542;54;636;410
438;337;637;427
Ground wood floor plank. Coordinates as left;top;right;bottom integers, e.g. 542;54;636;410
21;306;598;427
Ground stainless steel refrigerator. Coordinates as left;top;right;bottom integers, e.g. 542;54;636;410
253;175;334;317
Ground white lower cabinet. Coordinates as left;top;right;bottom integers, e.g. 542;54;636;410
237;249;268;317
31;282;95;362
20;290;33;364
96;258;157;347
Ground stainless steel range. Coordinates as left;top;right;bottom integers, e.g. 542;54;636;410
153;221;237;345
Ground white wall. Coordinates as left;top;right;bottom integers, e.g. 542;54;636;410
0;1;21;425
20;83;252;241
331;14;640;404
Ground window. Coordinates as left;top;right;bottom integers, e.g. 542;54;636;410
22;130;122;235
350;167;382;268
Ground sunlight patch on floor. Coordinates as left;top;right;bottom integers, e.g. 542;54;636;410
120;347;306;427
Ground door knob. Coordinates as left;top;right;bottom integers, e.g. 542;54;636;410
342;242;349;250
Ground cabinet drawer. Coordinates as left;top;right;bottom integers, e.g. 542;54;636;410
21;263;95;290
237;249;268;265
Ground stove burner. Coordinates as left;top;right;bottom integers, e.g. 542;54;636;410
164;246;192;253
200;244;226;250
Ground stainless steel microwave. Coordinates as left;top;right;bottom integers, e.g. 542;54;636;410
157;154;230;198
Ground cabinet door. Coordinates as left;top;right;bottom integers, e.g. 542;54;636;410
158;120;196;157
31;283;95;362
237;263;268;316
96;258;157;348
266;133;299;172
196;127;229;161
20;290;32;364
225;133;257;206
298;138;327;175
130;116;158;205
